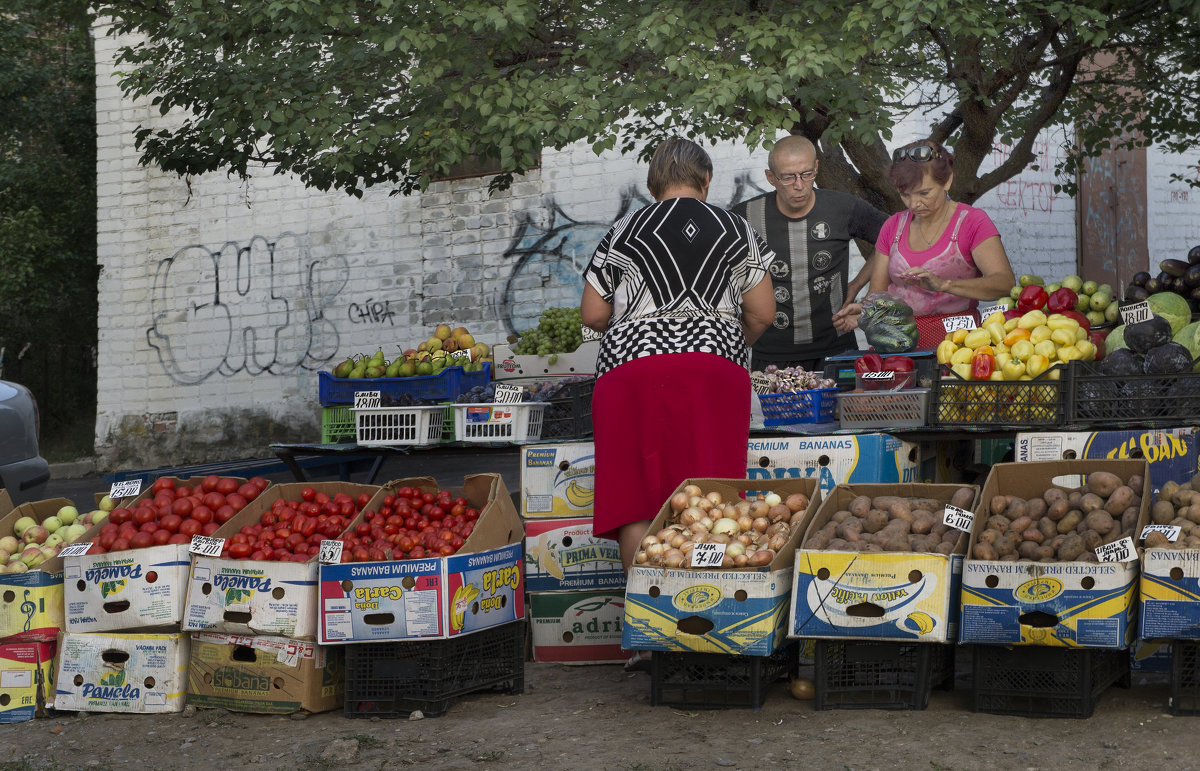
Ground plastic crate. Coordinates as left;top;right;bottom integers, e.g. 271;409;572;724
452;402;546;443
650;642;796;711
836;388;929;429
540;378;595;440
823;353;939;390
814;640;954;710
352;405;445;446
757;388;838;426
1069;360;1200;426
971;644;1130;718
1170;639;1200;716
343;620;526;718
929;365;1066;427
317;362;491;407
320;406;356;443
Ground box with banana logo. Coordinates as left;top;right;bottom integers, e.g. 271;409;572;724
186;632;343;713
318;474;525;644
789;483;977;644
524;517;623;592
521;442;595;518
623;477;820;657
746;434;922;498
530;591;626;664
54;630;189;713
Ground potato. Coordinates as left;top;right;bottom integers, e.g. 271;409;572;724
1144;531;1170;548
870;496;903;511
1120;506;1140;532
1008;516;1033;534
1021;527;1044;544
1085;471;1123;498
1082;529;1103;551
1153;500;1177;525
1174;488;1197;507
911;515;936;535
1043;488;1067;506
881;519;911;536
973;542;999;560
930;522;949;539
1085;510;1115;535
1104;486;1136;516
881;535;910;552
803;534;830;549
990;495;1010;516
910;536;937;553
1046;499;1071;521
1000;553;1019;562
994;534;1017;557
848;496;872;518
951;487;976;509
910;508;935;524
1189;472;1200;493
827;538;850;550
942;529;961;544
1162;480;1181;501
863;510;890;534
1068;490;1083;507
889;502;916;523
987;514;1012;532
1038;517;1058;541
1017;541;1040;560
1057;533;1085;561
1079;493;1105;514
1036;545;1057;561
1026;498;1047;520
979;529;999;545
934;541;956;556
1002;498;1029;520
1057;510;1083;534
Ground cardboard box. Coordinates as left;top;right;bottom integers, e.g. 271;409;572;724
0;490;12;519
789;483;977;644
318;474;525;644
0;497;100;642
746;434;921;498
54;631;189;713
181;482;378;640
0;641;55;722
492;342;599;383
1140;548;1200;639
1016;428;1200;494
520;442;595;519
960;459;1150;649
63;544;192;633
530;591;625;664
623;477;820;656
186;632;343;713
523;517;622;592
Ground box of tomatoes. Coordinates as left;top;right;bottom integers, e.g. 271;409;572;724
63;475;257;634
182;482;379;640
317;474;524;644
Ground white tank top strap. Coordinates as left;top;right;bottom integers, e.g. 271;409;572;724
947;205;969;243
892;211;911;249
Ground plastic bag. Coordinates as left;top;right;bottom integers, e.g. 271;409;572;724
858;293;919;353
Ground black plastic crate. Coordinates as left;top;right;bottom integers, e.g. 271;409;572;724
650;642;796;711
814;640;954;710
1069;360;1200;426
972;644;1130;719
540;378;594;439
1170;639;1200;716
344;620;526;718
929;365;1066;427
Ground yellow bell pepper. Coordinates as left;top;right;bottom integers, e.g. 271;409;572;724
985;320;1007;346
1076;339;1097;361
982;311;1006;327
1034;340;1058;360
1003;327;1031;346
996;352;1012;368
1004;318;1019;332
989;370;1005;381
1075;326;1088;341
1002;358;1026;380
1026;354;1050;378
936;339;958;365
1057;344;1082;362
951;329;970;345
951;346;975;366
951;362;972;381
1046;315;1079;331
1010;339;1035;361
1017;310;1047;329
1030;325;1053;344
1050;328;1077;347
963;328;992;350
1045;367;1062;380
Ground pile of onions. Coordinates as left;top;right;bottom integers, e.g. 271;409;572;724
635;485;810;569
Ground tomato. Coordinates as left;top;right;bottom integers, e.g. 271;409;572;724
450;535;464;549
286;533;305;549
175;485;193;499
99;532;116;550
226;493;248;511
278;508;296;523
340;501;356;517
249;476;269;491
464;508;479;521
189;505;213;524
130;531;154;549
201;492;225;510
298;517;318;537
150;528;171;545
171;498;194;517
167;533;190;545
249;550;266;561
301;487;316;502
315;492;331;506
109;508;132;525
110;537;131;552
132;507;155;525
229;542;253;558
275;527;292;539
201;522;219;536
356;492;372;510
450;503;465;517
179;519;202;537
152;477;175;493
355;522;371;536
139;521;158;534
238;483;261;502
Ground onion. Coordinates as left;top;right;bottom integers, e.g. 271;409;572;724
670;492;690;512
748;548;776;567
720;554;736;568
768;504;792;524
726;542;745;558
712;517;740;536
737;533;752;546
647;542;666;559
669;532;688;549
689;521;709;535
635;549;648;564
641;535;660;549
766;522;790;537
721;504;740;520
749;500;769;518
683;484;702;498
733;553;749;567
768;534;788;552
752;516;770;534
738;514;754;532
699;516;714;532
680;507;704;526
679;541;695;555
764;492;782;507
711;533;731;544
790;510;807;525
696;498;714;512
706;491;724;506
664;548;685;568
785;493;809;513
735;501;751;517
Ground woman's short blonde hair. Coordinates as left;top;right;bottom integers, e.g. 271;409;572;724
646;137;713;199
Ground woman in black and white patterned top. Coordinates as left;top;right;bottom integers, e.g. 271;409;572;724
581;138;775;593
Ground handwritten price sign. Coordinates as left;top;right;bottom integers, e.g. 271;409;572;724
1096;537;1137;563
942;315;978;333
942;505;975;532
690;543;727;568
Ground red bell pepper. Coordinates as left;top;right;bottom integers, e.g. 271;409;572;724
881;356;916;388
1017;285;1049;313
971;351;995;380
1088;329;1108;361
1059;309;1090;330
854;353;888;390
1003;308;1023;321
1046;287;1078;314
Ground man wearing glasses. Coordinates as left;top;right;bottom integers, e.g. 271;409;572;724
733;135;888;372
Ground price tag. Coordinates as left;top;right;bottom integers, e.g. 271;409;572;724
1095;537;1137;563
277;640;302;667
493;383;526;404
1141;524;1182;543
354;390;381;409
861;371;895;382
978;304;1005;319
59;542;93;558
318;540;344;564
750;372;772;395
109;479;142;500
448;349;472;363
942;315;977;333
942;504;975;532
1120;301;1152;325
189;535;225;557
689;542;727;568
581;324;602;342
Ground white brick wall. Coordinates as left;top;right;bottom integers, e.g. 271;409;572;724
1147;146;1200;265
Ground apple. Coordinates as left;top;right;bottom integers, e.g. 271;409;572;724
0;536;18;555
98;495;116;512
12;517;36;538
64;523;88;542
6;562;26;574
89;510;108;526
57;505;79;525
20;546;45;567
44;533;64;548
42;516;62;534
22;526;49;545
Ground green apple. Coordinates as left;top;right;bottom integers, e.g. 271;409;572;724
56;505;79;525
44;532;64;548
1082;280;1099;295
41;516;62;534
1090;292;1112;312
996;297;1016;310
1075;294;1091;313
0;536;18;554
98;495;116;512
1062;275;1084;292
1009;285;1022;300
12;517;36;538
1018;274;1044;287
64;523;88;542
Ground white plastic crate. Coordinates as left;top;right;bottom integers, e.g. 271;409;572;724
352;405;445;446
452;402;547;443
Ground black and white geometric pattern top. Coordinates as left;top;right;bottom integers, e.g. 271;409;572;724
584;197;773;377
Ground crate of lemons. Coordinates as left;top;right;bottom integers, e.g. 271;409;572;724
933;309;1092;424
333;325;492;378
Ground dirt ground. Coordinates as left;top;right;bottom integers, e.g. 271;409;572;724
0;655;1191;771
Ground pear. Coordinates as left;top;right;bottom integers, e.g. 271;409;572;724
348;365;367;379
398;361;416;377
385;360;402;377
365;365;386;378
333;357;355;378
426;337;443;353
435;324;452;341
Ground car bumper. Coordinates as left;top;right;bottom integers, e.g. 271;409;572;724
0;456;51;505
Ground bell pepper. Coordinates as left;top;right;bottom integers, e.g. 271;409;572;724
985;320;1007;346
950;346;975;366
1026;354;1050;378
1003;327;1031;346
951;328;970;345
1046;287;1078;314
1056;344;1083;362
1088;329;1108;361
1017;310;1047;329
1017;285;1049;313
1050;328;1077;347
971;351;995;380
1010;339;1035;361
950;362;972;381
1034;340;1058;360
982;311;1007;327
1029;325;1053;344
854;352;887;391
936;339;958;365
963;328;992;351
1076;340;1097;361
1001;358;1026;380
1003;309;1024;322
1060;309;1090;330
1046;314;1080;331
881;355;916;388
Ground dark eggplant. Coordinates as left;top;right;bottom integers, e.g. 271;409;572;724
1186;264;1200;288
1190;285;1200;302
1172;275;1190;294
1158;270;1174;287
1189;244;1200;265
1146;277;1164;294
1162;259;1190;278
1131;270;1152;287
1127;285;1150;302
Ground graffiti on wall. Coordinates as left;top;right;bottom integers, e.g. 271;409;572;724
496;172;765;334
147;233;349;384
988;138;1063;214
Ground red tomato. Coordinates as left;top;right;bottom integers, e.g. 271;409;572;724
202;492;225;510
216;477;239;495
226;493;248;512
100;523;118;536
175;485;193;499
152;477;175;493
109;508;132;525
110;537;131;552
215;505;237;525
201;522;219;536
315;492;331;506
99;533;116;550
229;542;252;558
172;498;194;517
356;492;372;510
199;474;219;493
249;476;269;491
238;483;260;502
278;508;296;523
152;528;172;545
167;533;190;545
301;487;317;502
130;531;154;549
249;550;266;561
179;519;202;537
285;533;304;549
191;506;213;525
139;521;158;534
132;507;155;525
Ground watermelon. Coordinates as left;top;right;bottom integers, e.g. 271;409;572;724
1146;291;1191;336
1105;324;1126;356
1172;320;1200;371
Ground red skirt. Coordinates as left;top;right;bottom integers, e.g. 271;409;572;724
591;352;750;541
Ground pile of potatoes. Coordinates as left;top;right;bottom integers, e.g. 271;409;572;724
1141;474;1200;549
801;487;976;554
972;470;1143;563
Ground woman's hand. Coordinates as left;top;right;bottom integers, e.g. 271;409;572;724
832;301;862;333
898;266;950;294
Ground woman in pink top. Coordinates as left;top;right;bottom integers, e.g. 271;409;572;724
833;139;1015;329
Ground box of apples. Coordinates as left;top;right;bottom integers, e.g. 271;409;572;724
181;481;380;640
318;474;524;644
62;475;261;634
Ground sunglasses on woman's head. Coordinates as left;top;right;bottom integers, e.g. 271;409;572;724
892;145;941;163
